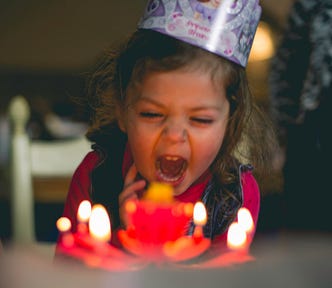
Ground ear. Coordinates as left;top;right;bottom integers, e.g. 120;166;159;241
116;106;127;133
117;118;126;133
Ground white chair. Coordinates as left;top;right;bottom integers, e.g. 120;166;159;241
8;95;91;244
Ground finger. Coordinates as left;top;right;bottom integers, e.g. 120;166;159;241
123;164;138;187
119;179;146;207
119;180;146;229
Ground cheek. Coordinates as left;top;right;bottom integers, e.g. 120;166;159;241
127;132;149;157
198;136;223;165
194;126;226;167
126;125;155;167
128;137;151;174
126;122;154;149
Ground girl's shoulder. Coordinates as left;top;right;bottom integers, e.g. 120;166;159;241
240;165;259;195
72;150;101;178
82;150;101;163
239;165;260;225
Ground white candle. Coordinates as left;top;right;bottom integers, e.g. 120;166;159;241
89;204;111;243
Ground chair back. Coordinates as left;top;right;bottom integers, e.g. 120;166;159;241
8;95;91;243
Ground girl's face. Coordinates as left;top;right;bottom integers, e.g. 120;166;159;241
120;69;230;196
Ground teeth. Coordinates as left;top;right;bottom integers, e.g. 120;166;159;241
159;173;181;182
165;156;180;161
156;155;187;183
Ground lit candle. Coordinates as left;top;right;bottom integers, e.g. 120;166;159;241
77;200;92;234
56;217;74;247
237;207;254;233
227;222;247;250
162;202;210;262
193;201;207;241
89;204;111;243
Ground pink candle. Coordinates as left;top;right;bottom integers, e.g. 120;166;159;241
56;217;74;248
73;204;111;254
227;222;247;250
77;200;92;234
237;207;254;233
227;208;255;251
193;201;207;242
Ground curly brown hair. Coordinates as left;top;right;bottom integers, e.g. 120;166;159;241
86;29;276;186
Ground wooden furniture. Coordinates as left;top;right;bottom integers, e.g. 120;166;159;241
8;95;91;243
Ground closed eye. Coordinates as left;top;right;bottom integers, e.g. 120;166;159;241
139;112;163;119
191;117;213;124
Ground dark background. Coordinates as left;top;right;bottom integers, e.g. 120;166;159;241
0;0;296;242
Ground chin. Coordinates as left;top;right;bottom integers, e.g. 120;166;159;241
170;181;191;196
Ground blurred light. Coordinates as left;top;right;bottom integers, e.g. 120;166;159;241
56;217;71;232
227;222;247;250
89;204;111;242
77;200;92;222
193;201;207;226
237;207;254;233
249;21;275;62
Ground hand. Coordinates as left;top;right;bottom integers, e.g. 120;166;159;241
119;164;146;229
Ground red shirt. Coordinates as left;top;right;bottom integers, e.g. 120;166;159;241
57;148;260;250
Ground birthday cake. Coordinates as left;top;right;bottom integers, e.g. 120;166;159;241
56;182;254;270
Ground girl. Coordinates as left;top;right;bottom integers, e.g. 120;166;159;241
57;0;275;250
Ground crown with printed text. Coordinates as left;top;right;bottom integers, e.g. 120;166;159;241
138;0;261;67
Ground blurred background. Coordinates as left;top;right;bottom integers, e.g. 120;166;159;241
0;0;297;243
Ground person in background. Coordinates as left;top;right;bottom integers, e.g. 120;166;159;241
269;0;332;231
56;0;276;256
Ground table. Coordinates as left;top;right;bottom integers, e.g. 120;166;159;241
0;232;331;288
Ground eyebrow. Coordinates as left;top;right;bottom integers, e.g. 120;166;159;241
137;96;226;114
137;96;164;107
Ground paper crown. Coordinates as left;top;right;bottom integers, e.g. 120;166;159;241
138;0;262;67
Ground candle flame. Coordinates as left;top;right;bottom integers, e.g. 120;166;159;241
193;201;207;226
143;182;174;203
237;207;254;233
125;200;137;214
183;203;194;217
77;200;92;222
56;217;71;232
227;222;247;250
89;204;111;242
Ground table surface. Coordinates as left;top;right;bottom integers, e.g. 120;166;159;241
1;231;331;288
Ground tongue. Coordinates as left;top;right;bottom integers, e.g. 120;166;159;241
159;158;184;178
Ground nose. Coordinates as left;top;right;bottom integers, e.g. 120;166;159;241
162;118;187;143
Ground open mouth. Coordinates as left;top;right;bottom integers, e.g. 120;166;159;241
155;155;187;184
